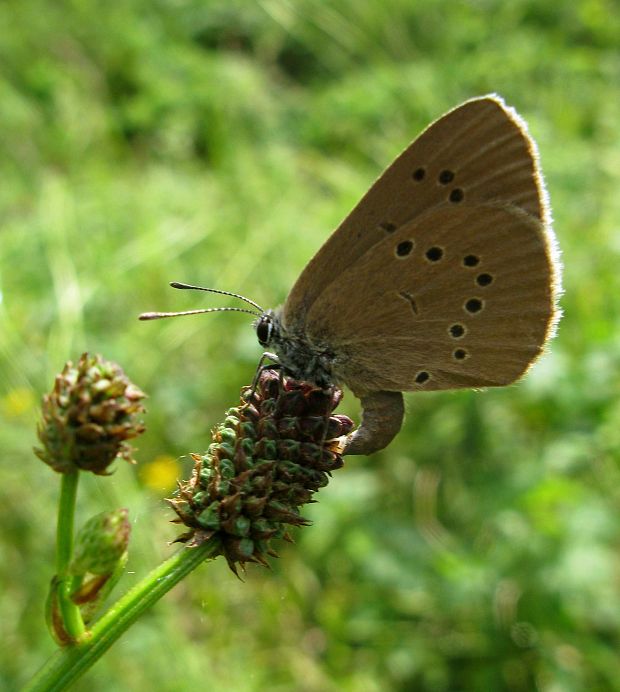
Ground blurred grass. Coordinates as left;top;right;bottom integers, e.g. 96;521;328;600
1;0;620;690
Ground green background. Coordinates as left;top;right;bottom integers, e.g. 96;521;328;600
2;1;619;690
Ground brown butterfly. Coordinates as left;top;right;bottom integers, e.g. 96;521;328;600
141;95;561;456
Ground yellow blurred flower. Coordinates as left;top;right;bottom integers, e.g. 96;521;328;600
1;387;37;418
139;455;180;492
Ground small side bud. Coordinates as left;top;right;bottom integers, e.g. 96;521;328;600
70;509;131;577
35;353;146;475
68;509;131;620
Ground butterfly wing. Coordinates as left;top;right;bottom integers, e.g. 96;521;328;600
302;203;559;395
283;95;551;331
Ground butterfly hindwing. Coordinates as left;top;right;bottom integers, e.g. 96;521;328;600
303;204;557;394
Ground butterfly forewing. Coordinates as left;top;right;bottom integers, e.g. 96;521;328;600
283;95;550;331
303;204;557;394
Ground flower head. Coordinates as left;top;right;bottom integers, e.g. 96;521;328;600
168;369;353;574
35;353;146;475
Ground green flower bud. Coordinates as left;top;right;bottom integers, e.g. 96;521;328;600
70;509;130;576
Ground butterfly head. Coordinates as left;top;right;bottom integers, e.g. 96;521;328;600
255;310;278;347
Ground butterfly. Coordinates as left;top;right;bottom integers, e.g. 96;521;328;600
142;95;561;456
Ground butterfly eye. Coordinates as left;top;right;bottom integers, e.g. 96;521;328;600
256;317;273;346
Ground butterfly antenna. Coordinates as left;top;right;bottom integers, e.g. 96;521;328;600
139;282;264;321
139;306;261;321
169;282;264;312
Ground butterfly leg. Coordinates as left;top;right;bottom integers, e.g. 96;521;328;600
241;353;282;409
249;352;281;391
343;391;404;456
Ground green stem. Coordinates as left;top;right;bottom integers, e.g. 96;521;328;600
56;472;85;641
56;472;78;572
24;538;220;692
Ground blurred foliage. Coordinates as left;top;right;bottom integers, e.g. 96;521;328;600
1;0;619;690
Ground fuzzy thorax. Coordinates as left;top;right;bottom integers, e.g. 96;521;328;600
256;308;336;389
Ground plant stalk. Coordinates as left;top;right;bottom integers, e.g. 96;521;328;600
24;538;220;692
55;472;85;641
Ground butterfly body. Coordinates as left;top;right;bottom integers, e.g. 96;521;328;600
257;308;408;456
